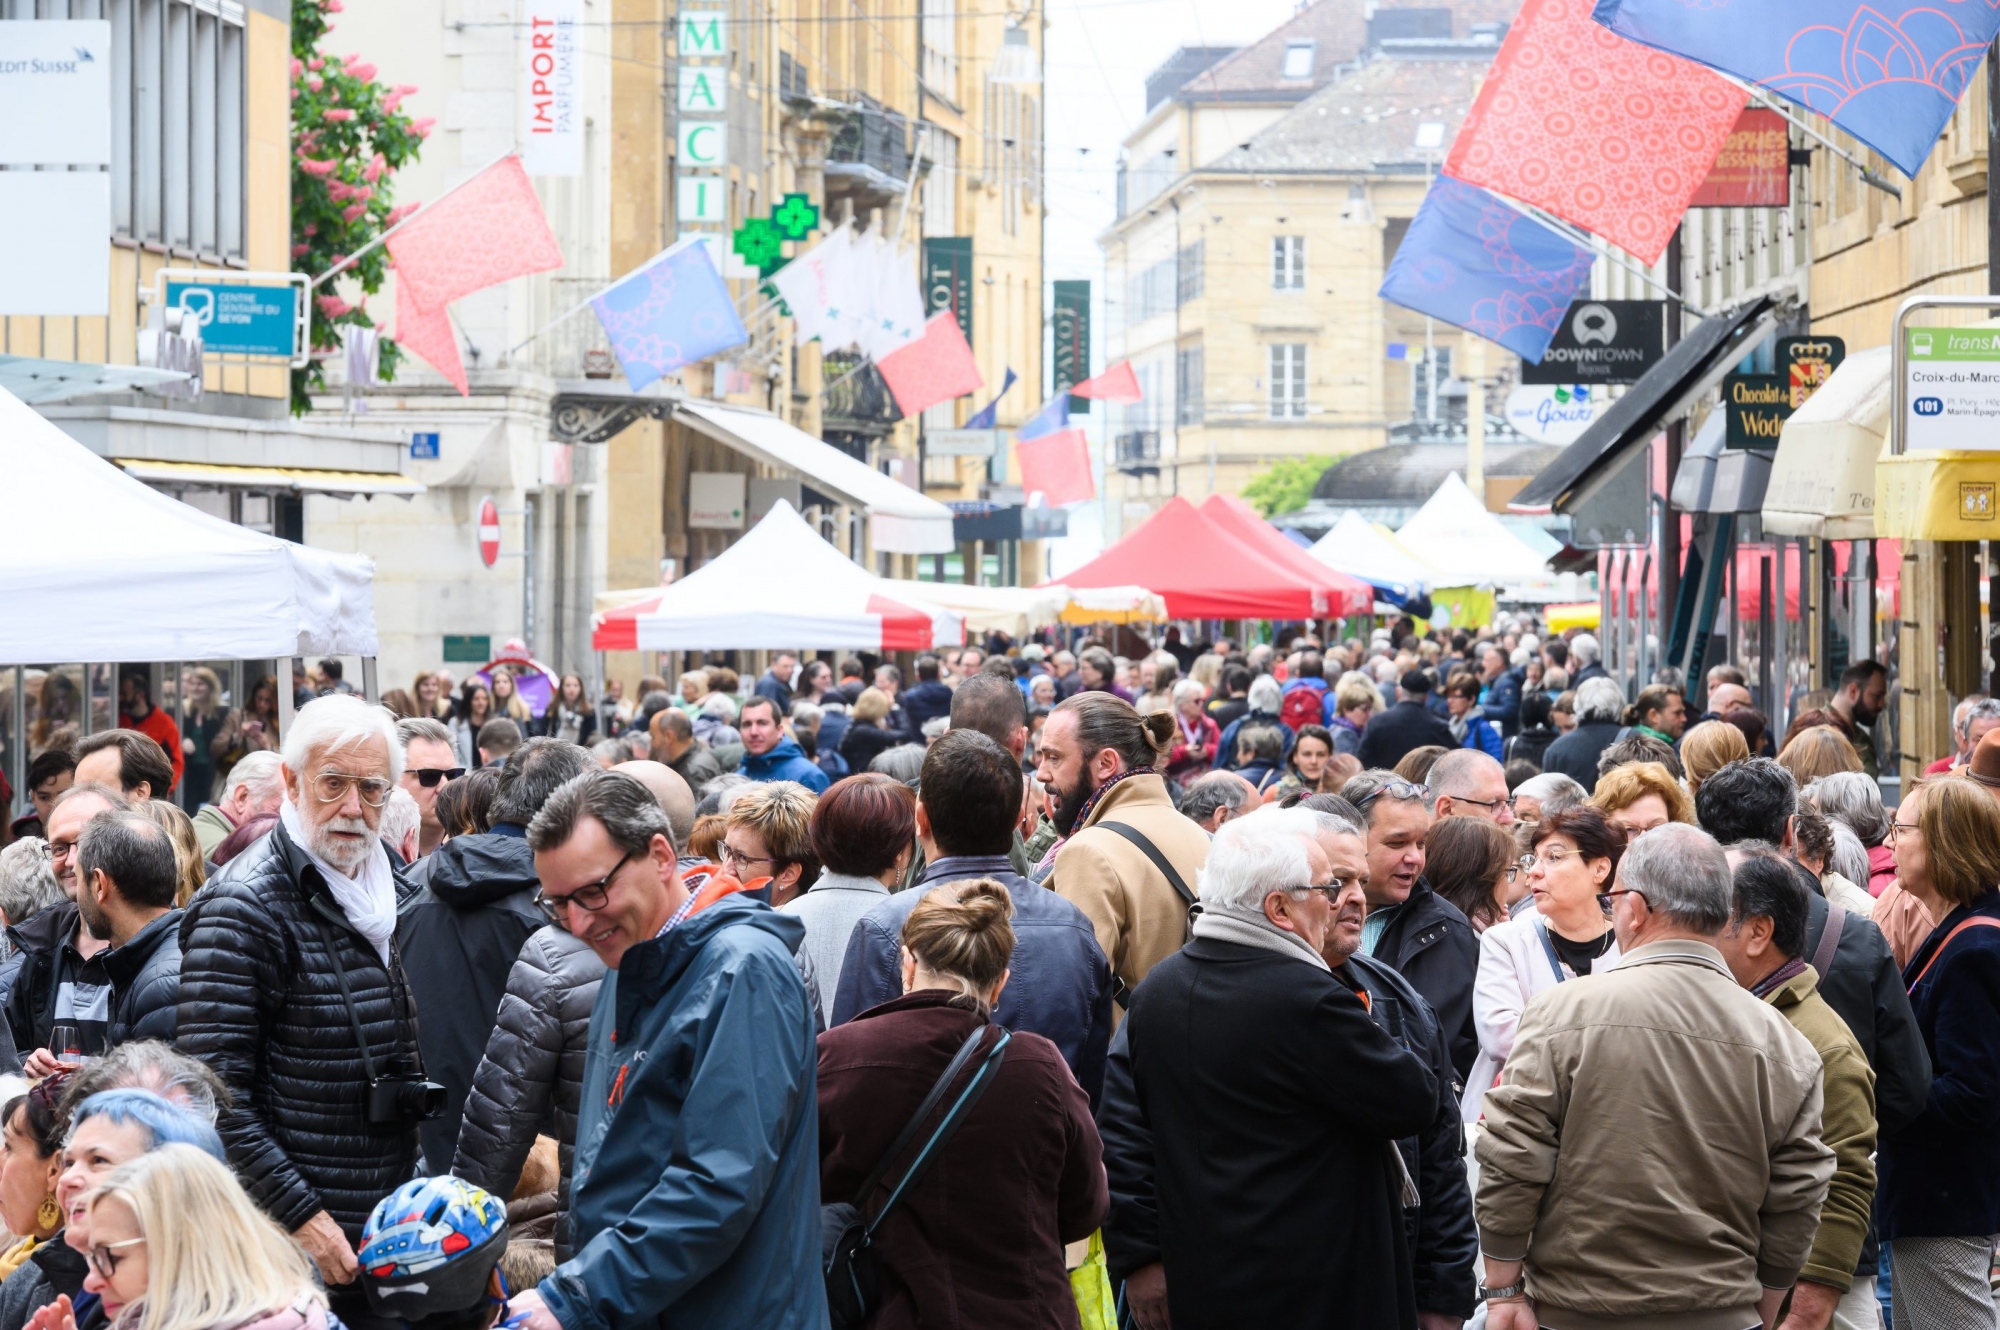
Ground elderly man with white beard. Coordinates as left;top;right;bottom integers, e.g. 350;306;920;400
177;694;433;1330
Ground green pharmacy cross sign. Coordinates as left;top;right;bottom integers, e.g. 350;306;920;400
732;218;785;276
772;194;820;240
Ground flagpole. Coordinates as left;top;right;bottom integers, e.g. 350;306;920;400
498;240;692;365
311;150;521;290
1736;88;1902;200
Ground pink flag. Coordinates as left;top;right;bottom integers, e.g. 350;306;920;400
385;155;564;312
1442;0;1741;264
395;280;466;395
1016;427;1094;506
875;312;984;418
1071;360;1142;403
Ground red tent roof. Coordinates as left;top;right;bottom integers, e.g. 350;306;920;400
1055;496;1340;619
1198;493;1374;617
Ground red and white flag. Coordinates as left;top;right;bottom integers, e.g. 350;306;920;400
1070;360;1142;403
1016;427;1094;506
875;312;983;418
387;154;564;394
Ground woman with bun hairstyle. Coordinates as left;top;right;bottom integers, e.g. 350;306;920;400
816;879;1107;1330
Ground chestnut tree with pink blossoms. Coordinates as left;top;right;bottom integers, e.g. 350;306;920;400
290;0;430;412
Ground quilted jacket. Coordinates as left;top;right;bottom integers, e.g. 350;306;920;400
177;819;424;1242
451;923;606;1259
102;907;183;1047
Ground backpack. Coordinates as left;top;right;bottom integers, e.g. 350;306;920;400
1279;685;1323;736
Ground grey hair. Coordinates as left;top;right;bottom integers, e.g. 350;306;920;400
870;743;928;783
1170;678;1205;708
219;751;284;806
57;1039;229;1125
281;694;403;783
528;769;676;857
1430;749;1503;798
791;701;823;728
1827;820;1871;889
1570;632;1601;665
1802;770;1890;847
491;737;595;827
920;716;951;740
1237;725;1283;763
377;787;421;856
700;693;739;722
1958;696;2000;743
1197;814;1317;912
1620;822;1732;932
1181;771;1254;827
394;716;453;751
1573;676;1625;724
1513;772;1587;816
0;839;61;931
1247;674;1283;714
1340;769;1435;823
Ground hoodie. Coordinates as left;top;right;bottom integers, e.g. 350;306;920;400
740;736;831;793
397;825;546;1169
540;894;825;1330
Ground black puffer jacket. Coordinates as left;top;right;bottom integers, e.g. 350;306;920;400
398;826;545;1171
450;923;605;1258
1371;880;1479;1081
103;907;183;1046
177;819;423;1242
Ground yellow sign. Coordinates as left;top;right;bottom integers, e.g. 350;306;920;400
1877;452;2000;538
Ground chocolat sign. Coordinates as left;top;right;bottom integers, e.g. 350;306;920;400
1520;300;1666;385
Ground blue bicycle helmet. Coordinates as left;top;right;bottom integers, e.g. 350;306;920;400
359;1176;511;1320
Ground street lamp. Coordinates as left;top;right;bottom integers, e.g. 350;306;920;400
991;24;1041;84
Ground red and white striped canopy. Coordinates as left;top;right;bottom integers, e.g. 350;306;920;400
592;500;963;652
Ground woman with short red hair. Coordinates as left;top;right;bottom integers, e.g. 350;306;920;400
784;773;916;1024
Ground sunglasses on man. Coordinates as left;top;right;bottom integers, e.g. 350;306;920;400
408;766;466;788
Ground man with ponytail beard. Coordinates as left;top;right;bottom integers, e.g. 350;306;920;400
1037;693;1210;1004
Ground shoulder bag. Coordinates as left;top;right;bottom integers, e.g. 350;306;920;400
822;1023;1012;1329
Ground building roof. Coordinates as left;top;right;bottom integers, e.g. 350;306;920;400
1312;441;1561;507
1146;47;1239;114
1206;51;1492;174
1171;0;1514;105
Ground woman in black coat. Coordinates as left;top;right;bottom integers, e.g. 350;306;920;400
837;687;905;773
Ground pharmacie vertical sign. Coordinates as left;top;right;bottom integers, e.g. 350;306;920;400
521;0;582;175
922;237;973;346
1052;279;1090;412
677;8;730;227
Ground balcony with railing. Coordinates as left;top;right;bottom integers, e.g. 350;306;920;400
1113;430;1161;473
526;277;622;383
825;96;916;207
823;351;902;443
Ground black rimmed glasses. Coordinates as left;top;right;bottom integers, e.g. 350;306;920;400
1595;886;1649;912
87;1237;144;1281
534;851;633;924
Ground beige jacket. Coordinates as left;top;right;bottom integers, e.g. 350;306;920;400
1051;773;1210;999
1474;939;1834;1330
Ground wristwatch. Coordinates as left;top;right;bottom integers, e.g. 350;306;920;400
1478;1280;1527;1302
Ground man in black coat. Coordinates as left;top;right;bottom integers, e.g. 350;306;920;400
1106;811;1438;1329
9;784;126;1066
73;810;182;1048
1342;771;1480;1079
179;696;425;1330
1358;671;1455;772
400;736;593;1170
1539;677;1627;794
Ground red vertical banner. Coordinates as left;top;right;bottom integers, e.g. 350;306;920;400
1689;108;1791;208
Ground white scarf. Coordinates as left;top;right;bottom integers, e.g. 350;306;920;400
280;799;397;963
1190;905;1332;972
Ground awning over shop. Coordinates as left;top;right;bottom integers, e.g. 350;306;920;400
1511;296;1778;515
0;385;376;661
675;400;955;554
0;356;192;405
1763;346;1888;539
1670;412;1773;515
114;458;426;498
592;500;962;651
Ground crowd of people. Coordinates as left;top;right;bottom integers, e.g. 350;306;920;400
0;615;1985;1330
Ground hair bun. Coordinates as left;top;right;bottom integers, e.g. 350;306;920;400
1140;710;1177;757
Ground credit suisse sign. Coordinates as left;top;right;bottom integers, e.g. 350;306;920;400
0;21;111;166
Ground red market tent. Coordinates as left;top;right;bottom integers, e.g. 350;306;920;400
1198;493;1374;617
1055;496;1344;620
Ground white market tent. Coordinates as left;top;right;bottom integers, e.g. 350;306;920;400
1394;473;1559;590
0;385;377;662
593;500;964;650
875;581;1169;637
1307;509;1443;602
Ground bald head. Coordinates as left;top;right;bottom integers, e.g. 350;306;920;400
613;760;696;853
1430;749;1514;826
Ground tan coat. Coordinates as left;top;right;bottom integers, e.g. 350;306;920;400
1766;966;1877;1292
1475;939;1834;1330
1051;773;1210;999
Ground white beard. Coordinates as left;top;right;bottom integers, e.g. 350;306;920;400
307;813;379;877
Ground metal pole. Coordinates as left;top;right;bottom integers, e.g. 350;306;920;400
1774;536;1790;736
276;658;296;744
11;666;22;824
523;495;538;654
361;657;379;705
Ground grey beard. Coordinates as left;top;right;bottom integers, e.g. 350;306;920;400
308;815;379;876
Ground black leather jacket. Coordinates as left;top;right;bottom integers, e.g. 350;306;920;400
177;820;423;1241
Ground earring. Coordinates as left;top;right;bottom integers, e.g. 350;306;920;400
36;1195;59;1232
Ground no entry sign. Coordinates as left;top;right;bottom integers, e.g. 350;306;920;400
478;496;501;567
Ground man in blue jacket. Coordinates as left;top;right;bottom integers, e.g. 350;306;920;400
830;728;1113;1105
509;769;826;1330
736;695;830;793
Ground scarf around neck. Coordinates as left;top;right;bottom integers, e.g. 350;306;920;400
279;800;397;963
1068;765;1153;835
1190;905;1331;971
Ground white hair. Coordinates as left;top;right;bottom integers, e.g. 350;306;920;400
1171;679;1205;707
222;750;285;805
1570;632;1601;664
1510;647;1533;668
280;695;402;783
1247;674;1283;714
701;693;739;722
1827;820;1870;889
1574;676;1625;724
1197;814;1316;913
378;787;421;857
1513;771;1587;815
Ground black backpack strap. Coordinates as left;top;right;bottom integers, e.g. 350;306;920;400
1098;821;1195;908
1810;900;1847;981
852;1024;993;1222
863;1028;1010;1239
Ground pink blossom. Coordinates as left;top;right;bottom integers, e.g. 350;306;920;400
381;91;406;113
349;184;374;202
290;57;304;77
317;294;351;319
307;75;322;91
292;242;310;259
394;84;418;95
344;58;375;82
324;0;343;9
303;224;319;237
412;117;435;138
308;57;324;70
326;180;351;201
385;202;419;225
297;156;338;176
341;202;369;223
363;152;386;182
322;107;355;121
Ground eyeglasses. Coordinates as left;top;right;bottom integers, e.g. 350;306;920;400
720;844;778;874
1887;820;1921;843
309;771;394;807
1595;886;1650;912
1525;846;1580;871
1295;874;1363;902
408;766;466;789
87;1237;144;1281
1617;821;1668;843
1453;794;1515;813
534;851;632;924
1354;780;1428;810
48;839;76;862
